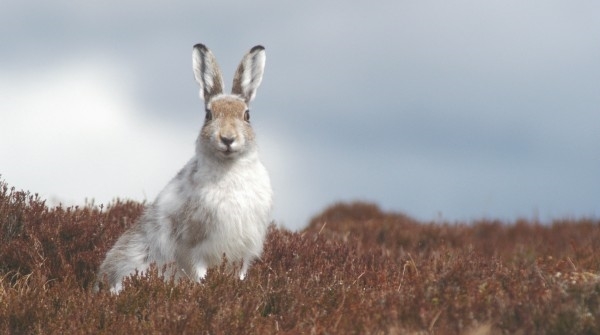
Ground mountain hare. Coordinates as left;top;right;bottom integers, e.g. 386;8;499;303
95;44;273;293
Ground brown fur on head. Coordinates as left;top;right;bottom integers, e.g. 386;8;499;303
200;96;255;159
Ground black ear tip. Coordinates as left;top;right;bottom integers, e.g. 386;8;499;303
193;43;208;52
250;45;265;52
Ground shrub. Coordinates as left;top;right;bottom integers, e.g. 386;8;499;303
1;180;599;334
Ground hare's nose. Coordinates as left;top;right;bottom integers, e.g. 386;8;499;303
220;136;235;146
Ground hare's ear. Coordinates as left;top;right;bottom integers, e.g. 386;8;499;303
232;45;266;103
192;44;224;101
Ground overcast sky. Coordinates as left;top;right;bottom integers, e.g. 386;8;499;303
1;1;599;230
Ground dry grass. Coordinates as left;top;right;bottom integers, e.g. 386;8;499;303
1;180;599;334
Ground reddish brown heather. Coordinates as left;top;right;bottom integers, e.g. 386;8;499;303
1;179;599;334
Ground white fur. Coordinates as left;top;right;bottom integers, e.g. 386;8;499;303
95;44;272;293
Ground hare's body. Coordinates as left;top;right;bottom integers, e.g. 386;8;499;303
96;44;272;293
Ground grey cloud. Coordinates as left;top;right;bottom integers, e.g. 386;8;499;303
1;1;599;229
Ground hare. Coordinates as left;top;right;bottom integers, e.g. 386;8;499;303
94;44;273;293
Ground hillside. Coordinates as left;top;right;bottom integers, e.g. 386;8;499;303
1;179;599;334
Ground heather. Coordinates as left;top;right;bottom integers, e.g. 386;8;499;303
1;179;599;334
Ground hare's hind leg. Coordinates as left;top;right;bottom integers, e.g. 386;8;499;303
96;228;151;293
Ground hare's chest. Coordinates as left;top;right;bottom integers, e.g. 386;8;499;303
159;158;272;244
197;169;270;222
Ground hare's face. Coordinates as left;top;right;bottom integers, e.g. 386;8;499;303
200;96;254;159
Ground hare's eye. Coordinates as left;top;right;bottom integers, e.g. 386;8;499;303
205;109;213;121
243;110;250;122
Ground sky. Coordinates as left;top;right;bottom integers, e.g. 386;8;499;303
1;1;599;230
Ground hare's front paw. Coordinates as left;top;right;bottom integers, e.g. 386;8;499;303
110;282;123;294
239;259;252;280
195;263;207;282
